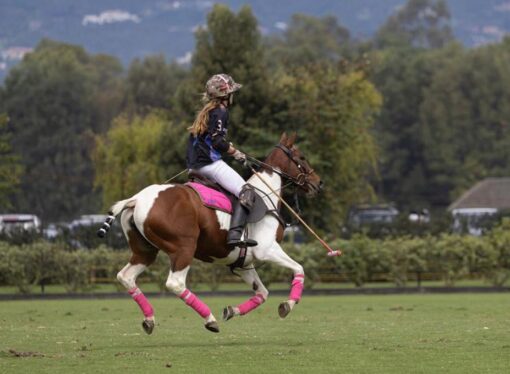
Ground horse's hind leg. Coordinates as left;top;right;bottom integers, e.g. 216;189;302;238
163;248;219;333
117;210;158;334
223;267;268;321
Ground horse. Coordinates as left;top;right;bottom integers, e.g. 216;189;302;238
105;132;322;334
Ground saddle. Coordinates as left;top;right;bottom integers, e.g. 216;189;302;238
185;171;267;223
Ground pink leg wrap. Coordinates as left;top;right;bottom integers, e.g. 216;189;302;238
289;274;305;302
238;294;265;315
128;288;154;318
179;289;211;318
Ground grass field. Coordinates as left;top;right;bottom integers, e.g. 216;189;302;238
0;294;509;373
0;279;497;295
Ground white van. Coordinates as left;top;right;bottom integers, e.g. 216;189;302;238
0;214;42;233
68;214;109;230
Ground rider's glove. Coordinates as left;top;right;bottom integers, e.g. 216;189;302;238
232;149;246;163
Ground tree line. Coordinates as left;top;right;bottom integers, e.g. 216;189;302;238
1;0;509;234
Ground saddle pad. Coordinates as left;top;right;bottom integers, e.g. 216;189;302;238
186;182;233;214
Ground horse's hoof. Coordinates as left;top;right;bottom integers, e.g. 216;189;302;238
223;306;235;321
205;321;220;333
278;302;291;318
142;319;155;335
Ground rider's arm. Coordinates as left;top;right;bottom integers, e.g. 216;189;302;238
208;108;230;154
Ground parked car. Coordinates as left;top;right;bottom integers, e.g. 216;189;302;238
408;209;430;224
0;214;41;233
347;204;399;228
342;204;400;238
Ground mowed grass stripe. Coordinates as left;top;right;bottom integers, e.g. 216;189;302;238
0;294;509;373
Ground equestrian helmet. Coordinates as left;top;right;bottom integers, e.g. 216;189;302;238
205;74;242;99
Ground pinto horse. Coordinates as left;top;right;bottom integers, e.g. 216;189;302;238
109;132;321;334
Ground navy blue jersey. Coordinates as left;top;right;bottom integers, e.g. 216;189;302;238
186;106;231;169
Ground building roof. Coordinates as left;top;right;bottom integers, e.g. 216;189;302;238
448;178;510;211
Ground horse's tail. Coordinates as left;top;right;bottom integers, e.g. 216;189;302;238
97;197;137;238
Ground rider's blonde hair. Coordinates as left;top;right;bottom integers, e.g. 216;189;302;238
188;98;222;136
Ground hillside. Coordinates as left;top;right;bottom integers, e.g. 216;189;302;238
1;0;509;79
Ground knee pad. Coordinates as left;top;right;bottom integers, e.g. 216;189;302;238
239;184;256;209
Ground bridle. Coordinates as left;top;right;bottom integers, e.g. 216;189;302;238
246;143;316;191
274;144;315;187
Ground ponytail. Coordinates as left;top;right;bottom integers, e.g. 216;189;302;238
188;98;222;136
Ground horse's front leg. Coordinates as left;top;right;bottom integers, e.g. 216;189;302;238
165;262;219;333
257;242;305;318
223;267;268;321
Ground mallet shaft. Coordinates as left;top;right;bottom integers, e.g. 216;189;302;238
251;168;341;256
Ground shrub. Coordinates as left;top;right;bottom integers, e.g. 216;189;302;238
486;218;510;286
1;225;510;293
57;250;93;292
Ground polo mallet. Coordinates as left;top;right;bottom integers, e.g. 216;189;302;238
249;166;341;257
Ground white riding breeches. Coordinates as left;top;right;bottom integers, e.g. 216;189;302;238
194;160;246;197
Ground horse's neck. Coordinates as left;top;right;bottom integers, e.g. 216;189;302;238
247;170;281;208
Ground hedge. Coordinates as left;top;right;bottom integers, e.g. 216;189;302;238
1;219;510;293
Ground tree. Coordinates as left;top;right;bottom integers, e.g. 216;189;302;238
3;39;124;221
124;55;188;115
371;44;462;208
270;62;382;232
375;0;454;49
174;4;273;153
0;114;23;208
265;14;350;68
419;37;510;204
94;112;168;208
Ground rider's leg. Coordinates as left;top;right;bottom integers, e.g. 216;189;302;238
196;160;258;248
196;160;245;197
226;185;257;248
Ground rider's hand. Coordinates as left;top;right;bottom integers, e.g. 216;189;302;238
232;149;246;163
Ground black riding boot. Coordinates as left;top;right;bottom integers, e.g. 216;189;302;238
226;200;258;250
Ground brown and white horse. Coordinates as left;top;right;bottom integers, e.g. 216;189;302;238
111;132;321;334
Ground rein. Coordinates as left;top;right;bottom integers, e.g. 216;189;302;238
245;144;314;189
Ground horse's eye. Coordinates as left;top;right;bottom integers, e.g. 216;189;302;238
300;156;306;161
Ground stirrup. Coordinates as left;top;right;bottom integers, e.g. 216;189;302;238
226;238;257;249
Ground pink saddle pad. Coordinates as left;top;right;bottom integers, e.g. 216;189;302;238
186;182;232;214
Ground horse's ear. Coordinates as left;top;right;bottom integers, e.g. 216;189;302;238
279;132;288;145
288;132;297;146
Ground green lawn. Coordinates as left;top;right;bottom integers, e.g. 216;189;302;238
0;294;509;373
0;278;498;295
